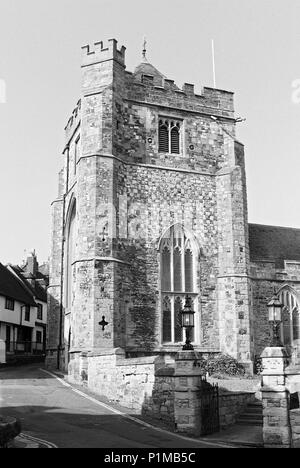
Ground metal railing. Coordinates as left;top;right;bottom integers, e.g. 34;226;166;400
5;341;46;355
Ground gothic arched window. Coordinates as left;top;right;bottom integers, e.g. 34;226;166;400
65;201;76;309
279;288;300;347
160;225;197;344
159;119;181;154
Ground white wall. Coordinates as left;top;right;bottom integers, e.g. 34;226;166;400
0;295;47;344
0;295;22;326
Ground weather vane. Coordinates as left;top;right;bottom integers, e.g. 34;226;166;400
142;36;147;60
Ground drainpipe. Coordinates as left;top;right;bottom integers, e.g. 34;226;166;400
57;144;70;370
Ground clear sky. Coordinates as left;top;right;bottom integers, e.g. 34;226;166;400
0;0;299;265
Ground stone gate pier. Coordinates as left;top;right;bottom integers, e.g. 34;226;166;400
174;350;203;436
261;346;300;448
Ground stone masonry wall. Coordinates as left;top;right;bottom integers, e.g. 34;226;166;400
251;260;300;358
290;409;300;448
77;348;256;432
219;392;256;428
142;367;175;427
86;349;165;411
118;161;220;351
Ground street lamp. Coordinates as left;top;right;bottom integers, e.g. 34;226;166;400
268;295;283;347
181;296;195;351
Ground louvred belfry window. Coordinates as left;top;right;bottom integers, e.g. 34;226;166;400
160;225;197;344
159;119;181;154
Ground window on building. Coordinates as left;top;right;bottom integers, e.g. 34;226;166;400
160;224;197;344
74;136;80;175
159;119;181;154
5;297;14;310
142;74;154;85
36;331;42;344
66;201;76;309
37;304;43;321
24;305;30;322
279;289;300;347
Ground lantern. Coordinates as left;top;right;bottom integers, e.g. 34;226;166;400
268;295;283;347
181;296;195;350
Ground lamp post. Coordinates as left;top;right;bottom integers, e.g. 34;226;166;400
268;295;283;347
181;296;195;351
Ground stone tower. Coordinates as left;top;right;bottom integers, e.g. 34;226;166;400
47;38;254;377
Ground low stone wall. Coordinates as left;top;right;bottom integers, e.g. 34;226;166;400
208;376;261;397
142;367;175;427
219;392;256;428
84;348;166;412
67;349;258;434
290;409;300;448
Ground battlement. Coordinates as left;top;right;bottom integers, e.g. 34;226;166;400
127;70;235;114
81;39;126;67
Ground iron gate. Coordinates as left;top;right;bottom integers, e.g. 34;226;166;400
199;376;220;436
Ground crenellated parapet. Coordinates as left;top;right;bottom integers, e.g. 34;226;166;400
81;38;126;68
127;72;235;118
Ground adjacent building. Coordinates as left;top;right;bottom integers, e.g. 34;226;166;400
0;251;48;362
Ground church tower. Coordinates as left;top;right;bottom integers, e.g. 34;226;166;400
47;39;253;377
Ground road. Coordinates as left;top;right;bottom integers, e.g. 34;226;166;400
0;364;229;449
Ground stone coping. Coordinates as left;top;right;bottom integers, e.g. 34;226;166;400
175;350;204;361
261;347;290;359
83;347;221;357
285;366;300;375
87;348;162;366
155;367;175;377
87;347;125;357
117;356;159;366
219;391;256;397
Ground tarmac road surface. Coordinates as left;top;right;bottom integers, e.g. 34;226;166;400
0;364;230;449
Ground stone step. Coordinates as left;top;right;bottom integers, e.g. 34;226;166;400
237;414;263;422
242;407;263;415
243;412;262;419
247;401;263;408
236;399;263;427
236;417;263;427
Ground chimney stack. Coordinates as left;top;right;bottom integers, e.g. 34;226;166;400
26;249;38;277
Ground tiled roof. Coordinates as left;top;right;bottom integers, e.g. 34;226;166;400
249;223;300;261
9;266;47;303
134;59;167;87
0;263;37;306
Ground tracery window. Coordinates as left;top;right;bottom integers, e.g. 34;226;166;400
159;119;181;154
160;225;197;344
279;288;300;346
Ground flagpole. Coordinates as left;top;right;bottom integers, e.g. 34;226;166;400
212;39;216;88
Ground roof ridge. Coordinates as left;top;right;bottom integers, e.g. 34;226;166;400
249;223;300;232
0;263;37;306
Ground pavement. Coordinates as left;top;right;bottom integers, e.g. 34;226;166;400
201;424;263;448
9;433;57;448
0;364;263;449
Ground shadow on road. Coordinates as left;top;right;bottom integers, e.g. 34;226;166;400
0;364;231;448
0;404;219;448
0;363;46;380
